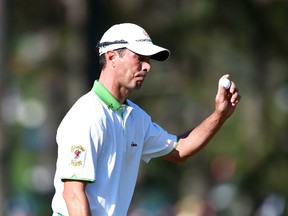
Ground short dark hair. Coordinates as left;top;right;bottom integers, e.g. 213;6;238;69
99;48;127;70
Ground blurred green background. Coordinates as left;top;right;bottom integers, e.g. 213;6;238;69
0;0;288;215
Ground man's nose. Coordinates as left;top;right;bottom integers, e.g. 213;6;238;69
142;61;151;73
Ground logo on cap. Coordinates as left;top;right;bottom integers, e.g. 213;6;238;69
142;29;149;37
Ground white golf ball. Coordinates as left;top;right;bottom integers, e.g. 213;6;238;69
219;78;231;89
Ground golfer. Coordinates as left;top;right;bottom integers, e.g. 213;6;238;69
51;23;241;216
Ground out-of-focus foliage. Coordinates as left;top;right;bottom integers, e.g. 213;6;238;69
1;0;288;215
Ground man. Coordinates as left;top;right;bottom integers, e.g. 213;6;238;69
51;23;240;216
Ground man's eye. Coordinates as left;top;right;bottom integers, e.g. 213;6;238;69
138;56;149;62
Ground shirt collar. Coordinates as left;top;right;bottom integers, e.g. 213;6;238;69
92;80;127;111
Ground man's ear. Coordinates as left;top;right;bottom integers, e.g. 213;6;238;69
106;50;116;68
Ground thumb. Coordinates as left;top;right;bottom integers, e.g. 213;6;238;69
218;74;231;93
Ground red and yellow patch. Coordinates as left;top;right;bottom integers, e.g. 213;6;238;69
69;145;85;167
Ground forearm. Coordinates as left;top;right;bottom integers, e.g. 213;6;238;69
165;111;226;162
181;111;225;154
63;181;91;216
64;193;91;216
164;74;240;163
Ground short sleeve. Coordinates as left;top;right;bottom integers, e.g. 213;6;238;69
56;105;99;182
141;121;177;163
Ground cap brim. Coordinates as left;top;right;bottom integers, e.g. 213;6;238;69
127;44;170;61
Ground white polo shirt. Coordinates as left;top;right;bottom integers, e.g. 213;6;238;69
51;81;177;216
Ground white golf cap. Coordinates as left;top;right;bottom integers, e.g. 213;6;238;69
97;23;170;61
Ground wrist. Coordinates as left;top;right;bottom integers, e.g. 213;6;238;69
211;110;227;125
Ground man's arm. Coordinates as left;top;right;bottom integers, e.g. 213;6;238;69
63;180;91;216
163;74;241;163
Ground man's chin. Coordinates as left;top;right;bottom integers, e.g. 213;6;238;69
135;81;144;89
127;81;144;92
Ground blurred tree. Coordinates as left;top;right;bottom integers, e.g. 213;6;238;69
0;0;8;214
86;0;108;85
2;0;288;215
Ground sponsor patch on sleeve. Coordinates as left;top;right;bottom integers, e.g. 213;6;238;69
69;145;85;167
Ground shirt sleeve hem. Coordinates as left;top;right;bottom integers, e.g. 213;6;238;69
61;176;95;183
143;135;178;163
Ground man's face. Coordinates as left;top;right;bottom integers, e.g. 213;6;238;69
114;49;151;91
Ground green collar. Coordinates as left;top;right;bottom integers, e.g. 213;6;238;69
92;80;124;111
